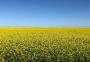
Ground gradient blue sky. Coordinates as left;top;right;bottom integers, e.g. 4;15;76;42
0;0;90;27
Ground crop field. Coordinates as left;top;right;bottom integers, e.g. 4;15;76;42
0;28;90;62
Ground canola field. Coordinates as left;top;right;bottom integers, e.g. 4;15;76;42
0;28;90;62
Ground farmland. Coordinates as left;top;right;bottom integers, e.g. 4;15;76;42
0;28;90;62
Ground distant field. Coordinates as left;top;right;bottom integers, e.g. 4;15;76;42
0;28;90;32
0;28;90;62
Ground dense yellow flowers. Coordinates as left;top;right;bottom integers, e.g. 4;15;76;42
0;28;90;62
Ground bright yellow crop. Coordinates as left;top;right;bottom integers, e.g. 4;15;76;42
0;28;90;62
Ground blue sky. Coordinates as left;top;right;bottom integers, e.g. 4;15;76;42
0;0;90;27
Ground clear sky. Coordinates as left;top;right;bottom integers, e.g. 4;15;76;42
0;0;90;27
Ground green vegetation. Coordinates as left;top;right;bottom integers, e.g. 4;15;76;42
0;28;90;62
